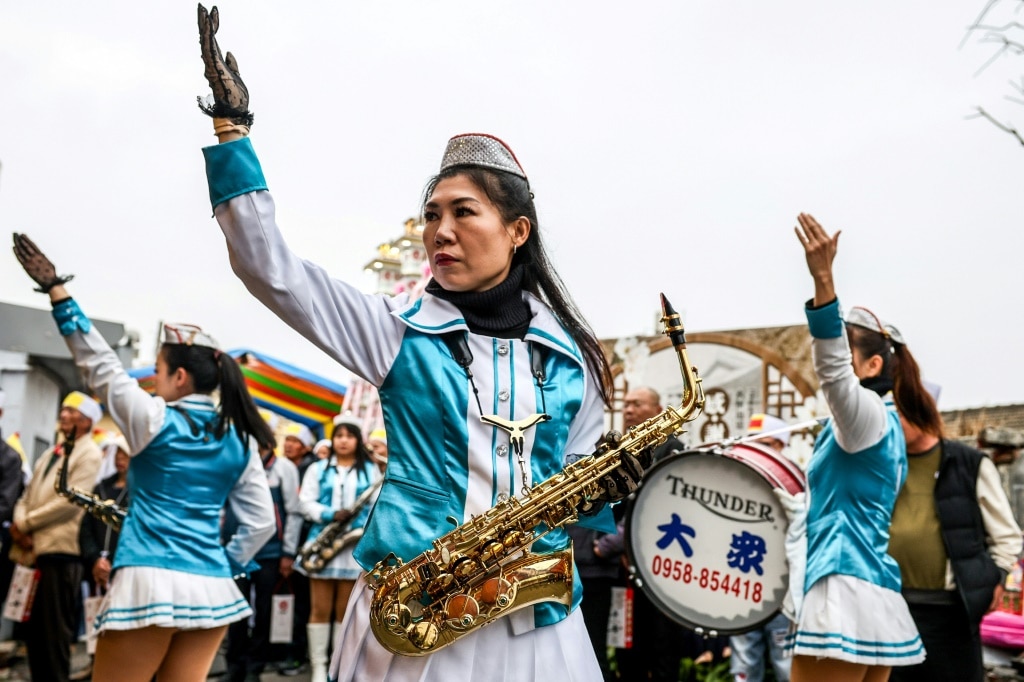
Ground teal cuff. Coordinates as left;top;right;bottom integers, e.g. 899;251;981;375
202;137;268;208
229;556;260;580
574;503;617;534
52;298;92;336
805;298;844;339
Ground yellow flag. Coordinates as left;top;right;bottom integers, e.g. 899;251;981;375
5;432;26;463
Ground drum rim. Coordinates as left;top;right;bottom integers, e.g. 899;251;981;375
621;448;790;636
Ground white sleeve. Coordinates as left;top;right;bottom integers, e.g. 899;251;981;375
64;325;166;455
279;460;303;556
299;461;333;524
812;335;889;453
977;456;1024;573
214;191;405;386
223;445;277;567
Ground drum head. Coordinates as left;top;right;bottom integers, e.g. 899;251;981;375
624;449;791;635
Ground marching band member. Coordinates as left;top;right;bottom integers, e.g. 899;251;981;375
789;213;930;681
13;233;276;682
194;6;636;679
297;416;381;682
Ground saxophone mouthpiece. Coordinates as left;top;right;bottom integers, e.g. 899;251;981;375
659;293;687;348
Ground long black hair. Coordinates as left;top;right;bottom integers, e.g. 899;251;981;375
160;344;276;449
423;166;613;406
847;326;944;438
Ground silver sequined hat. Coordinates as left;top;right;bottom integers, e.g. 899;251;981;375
160;323;220;351
439;133;528;181
845;306;907;346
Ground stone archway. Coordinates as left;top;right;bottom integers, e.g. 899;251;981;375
608;328;821;465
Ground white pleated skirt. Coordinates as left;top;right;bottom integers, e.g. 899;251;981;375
329;579;601;682
92;566;252;634
786;574;925;666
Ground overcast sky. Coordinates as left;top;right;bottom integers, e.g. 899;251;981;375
1;1;1020;410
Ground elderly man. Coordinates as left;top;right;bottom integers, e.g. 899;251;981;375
282;422;317;481
11;391;103;682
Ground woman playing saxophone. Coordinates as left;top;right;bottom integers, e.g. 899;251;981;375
296;415;381;681
194;5;649;679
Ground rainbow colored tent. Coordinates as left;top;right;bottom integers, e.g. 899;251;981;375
127;348;346;437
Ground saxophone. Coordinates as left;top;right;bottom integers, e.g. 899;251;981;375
299;477;384;573
367;294;705;656
55;430;127;532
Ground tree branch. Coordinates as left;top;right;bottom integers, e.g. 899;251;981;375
968;106;1024;146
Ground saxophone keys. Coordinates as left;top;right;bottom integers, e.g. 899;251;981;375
478;576;513;608
501;529;526;549
444;594;480;629
478;539;505;564
426;573;456;601
408;620;441;651
450;557;480;582
382;601;412;632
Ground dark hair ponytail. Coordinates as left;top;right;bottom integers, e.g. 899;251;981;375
161;345;276;449
847;326;943;438
890;345;944;438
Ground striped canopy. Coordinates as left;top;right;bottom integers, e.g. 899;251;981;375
127;348;346;437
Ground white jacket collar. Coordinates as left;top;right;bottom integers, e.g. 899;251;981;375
392;291;584;368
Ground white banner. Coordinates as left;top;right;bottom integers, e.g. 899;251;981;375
270;593;295;644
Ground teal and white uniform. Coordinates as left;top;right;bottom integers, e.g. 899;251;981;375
787;299;924;666
51;299;276;633
297;457;381;580
204;138;607;681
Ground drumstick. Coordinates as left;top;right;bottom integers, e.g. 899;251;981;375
690;417;827;451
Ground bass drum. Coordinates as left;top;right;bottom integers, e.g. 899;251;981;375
624;442;805;635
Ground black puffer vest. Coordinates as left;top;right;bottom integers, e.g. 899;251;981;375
935;439;1003;624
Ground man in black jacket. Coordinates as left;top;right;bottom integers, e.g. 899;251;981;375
889;413;1022;682
0;389;26;610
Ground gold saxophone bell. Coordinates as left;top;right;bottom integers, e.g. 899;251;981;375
366;294;704;656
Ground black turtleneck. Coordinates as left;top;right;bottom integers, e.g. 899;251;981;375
426;264;532;339
860;375;894;397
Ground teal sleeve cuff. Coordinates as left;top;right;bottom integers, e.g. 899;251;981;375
202;137;268;209
574;504;617;534
229;556;261;580
52;298;92;336
805;298;844;339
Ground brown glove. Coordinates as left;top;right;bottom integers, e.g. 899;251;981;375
197;4;253;126
12;233;74;293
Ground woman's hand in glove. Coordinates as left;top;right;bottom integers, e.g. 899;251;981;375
12;233;74;294
197;4;253;126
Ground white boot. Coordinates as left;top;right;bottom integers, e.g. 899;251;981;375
308;622;331;682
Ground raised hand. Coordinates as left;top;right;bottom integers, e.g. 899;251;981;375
793;212;840;307
12;233;74;293
197;4;253;125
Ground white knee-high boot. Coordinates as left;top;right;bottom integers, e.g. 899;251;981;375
308;622;331;682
